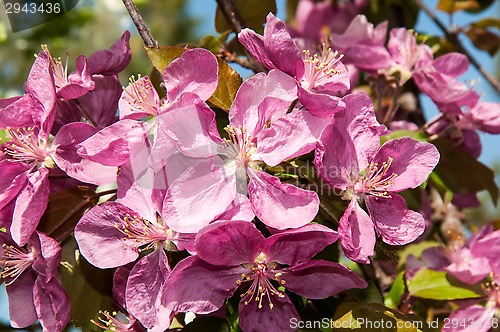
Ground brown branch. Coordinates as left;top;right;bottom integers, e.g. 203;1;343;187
121;0;158;47
215;0;266;73
414;0;500;93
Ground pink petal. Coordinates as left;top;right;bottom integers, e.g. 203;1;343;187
217;194;255;222
257;110;327;166
52;122;117;185
229;70;297;137
6;270;37;328
119;76;161;120
315;121;358;189
163;48;218;102
433;53;469;78
162;256;245;314
126;249;171;330
154;97;221;158
262;223;338;265
238;292;299;332
33;278;70;332
113;266;131;309
442;305;495;332
31;232;62;281
74;202;141;268
26;51;56;139
337;92;388;170
195;220;264;266
263;13;302;77
366;194;425;246
163;159;237;233
238;29;276;70
470;102;500;134
372;137;439;192
58;55;95;99
248;170;319;229
0;95;36;129
11;168;50;246
87;31;132;76
297;87;346;117
77;75;121;127
0;160;30;210
338;199;375;264
117;162;161;223
281;260;367;298
77;119;148;166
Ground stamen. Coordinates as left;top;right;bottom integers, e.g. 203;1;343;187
114;214;168;252
0;244;35;286
3;127;51;165
355;157;399;198
91;310;133;331
301;43;345;90
122;75;161;116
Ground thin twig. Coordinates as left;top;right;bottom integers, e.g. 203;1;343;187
414;0;500;93
121;0;158;47
215;0;266;73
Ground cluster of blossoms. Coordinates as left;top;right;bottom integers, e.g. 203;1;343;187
0;0;499;331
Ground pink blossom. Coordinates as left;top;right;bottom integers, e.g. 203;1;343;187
161;221;367;332
315;93;440;263
0;231;70;332
164;70;323;232
239;13;348;117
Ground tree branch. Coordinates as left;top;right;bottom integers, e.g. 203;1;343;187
414;0;500;93
215;0;266;73
121;0;158;47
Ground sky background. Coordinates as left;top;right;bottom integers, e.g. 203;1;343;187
0;0;499;328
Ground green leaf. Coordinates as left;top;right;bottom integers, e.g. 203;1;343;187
145;45;187;73
0;227;6;233
407;269;482;300
471;17;500;29
431;137;499;205
397;241;441;268
465;27;500;56
215;0;277;34
38;186;98;242
0;129;8;142
60;237;114;328
384;272;406;309
332;302;423;331
437;0;480;13
200;35;223;53
380;130;427;145
208;59;243;111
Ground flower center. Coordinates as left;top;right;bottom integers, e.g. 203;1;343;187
301;43;344;90
91;310;134;332
354;157;398;198
237;252;286;310
122;75;161;117
0;243;36;286
223;126;257;167
115;213;169;252
41;45;70;90
3;127;53;166
482;281;500;309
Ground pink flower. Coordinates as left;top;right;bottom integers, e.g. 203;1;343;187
239;13;348;117
315;93;440;263
0;52;116;246
330;15;393;71
161;221;367;332
163;70;323;232
0;231;70;332
78;48;219;175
